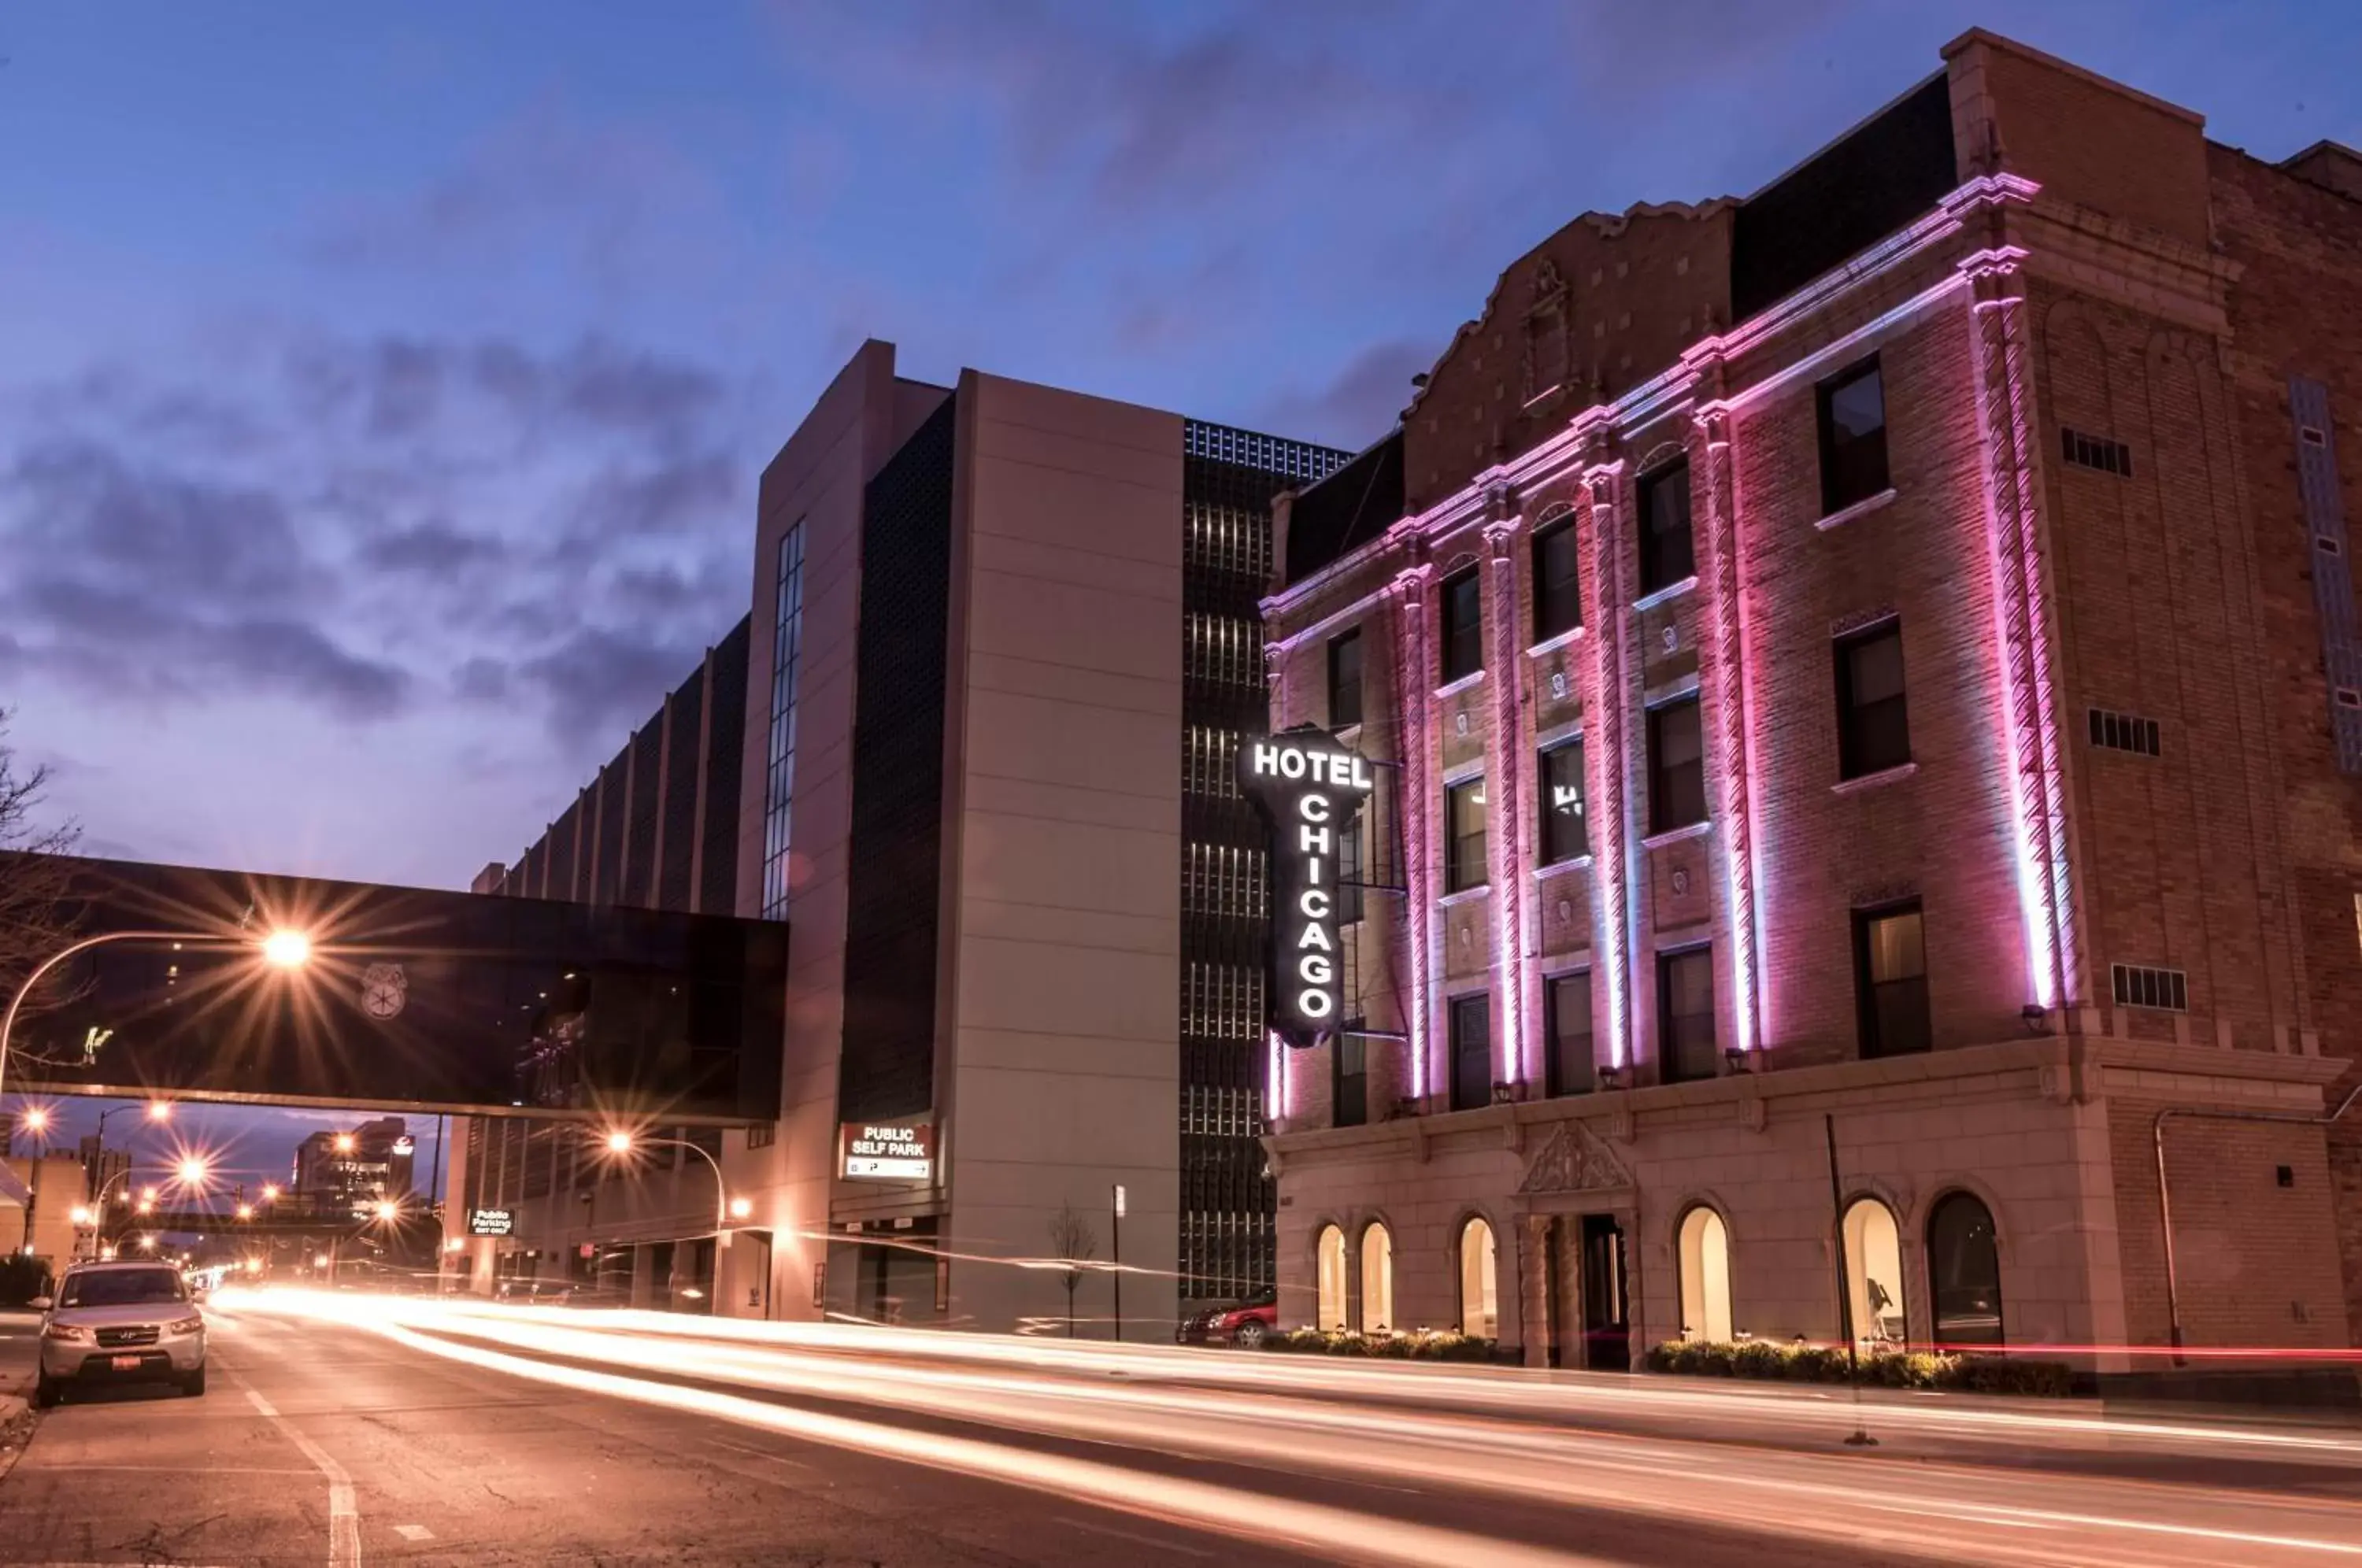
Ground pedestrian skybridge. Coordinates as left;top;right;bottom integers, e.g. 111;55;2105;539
5;856;785;1124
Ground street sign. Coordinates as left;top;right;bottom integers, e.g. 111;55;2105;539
1113;1184;1127;1219
840;1121;933;1182
466;1207;514;1237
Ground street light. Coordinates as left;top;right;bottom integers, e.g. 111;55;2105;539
174;1156;209;1189
592;1128;733;1241
261;1183;280;1203
0;926;314;1113
333;1133;357;1156
18;1106;50;1137
235;1204;254;1222
372;1199;400;1223
68;1204;92;1226
137;1234;157;1252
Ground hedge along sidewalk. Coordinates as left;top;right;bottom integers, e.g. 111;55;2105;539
1645;1338;2075;1396
1261;1328;1498;1362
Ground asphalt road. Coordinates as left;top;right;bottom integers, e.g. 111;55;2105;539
0;1292;2356;1566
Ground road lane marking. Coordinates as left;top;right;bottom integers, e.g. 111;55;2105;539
1053;1517;1214;1558
229;1368;360;1567
391;1526;432;1542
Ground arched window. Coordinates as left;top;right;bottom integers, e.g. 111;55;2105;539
1676;1206;1733;1342
1359;1222;1394;1333
1927;1192;2003;1345
1457;1218;1498;1340
1842;1198;1906;1346
1316;1225;1347;1332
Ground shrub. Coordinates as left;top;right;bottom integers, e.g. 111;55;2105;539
1646;1338;2071;1397
1259;1326;1499;1363
1945;1355;2074;1397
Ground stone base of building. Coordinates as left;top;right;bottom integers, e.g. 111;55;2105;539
1268;1037;2351;1375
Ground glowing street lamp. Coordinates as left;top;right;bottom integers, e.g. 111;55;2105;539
0;926;314;1115
261;1183;280;1203
175;1156;210;1189
372;1199;401;1224
333;1133;357;1156
260;929;311;969
593;1126;732;1241
235;1204;254;1221
68;1204;93;1226
19;1106;50;1138
138;1234;157;1252
729;1197;753;1221
146;1100;173;1123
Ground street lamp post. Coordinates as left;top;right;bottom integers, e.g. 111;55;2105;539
595;1130;735;1309
1;926;313;1108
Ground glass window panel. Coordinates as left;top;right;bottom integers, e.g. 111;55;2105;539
1533;520;1581;640
1540;741;1589;864
1447;778;1488;893
1549;971;1594;1097
1328;629;1363;729
1648;698;1706;831
1451;994;1491;1111
1441;569;1483;682
1639;460;1694;593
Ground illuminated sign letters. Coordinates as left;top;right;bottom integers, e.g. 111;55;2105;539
467;1207;514;1237
1238;727;1375;1048
841;1120;935;1182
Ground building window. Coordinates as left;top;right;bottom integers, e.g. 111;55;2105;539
1842;1198;1907;1347
1316;1225;1347;1331
1676;1206;1733;1341
1358;1222;1394;1333
2060;427;2133;478
745;1125;776;1150
2088;708;2161;757
1533;516;1582;640
1927;1192;2004;1345
1638;459;1694;594
1856;902;1931;1058
1834;621;1910;779
1449;993;1491;1112
1546;971;1595;1097
1328;628;1363;730
1658;947;1716;1083
1539;739;1589;864
1446;777;1488;893
1440;568;1483;683
1646;697;1706;833
1332;1030;1366;1130
1817;356;1890;515
760;522;807;919
1458;1218;1499;1341
2111;963;2188;1011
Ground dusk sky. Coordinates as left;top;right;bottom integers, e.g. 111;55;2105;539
4;1;2357;894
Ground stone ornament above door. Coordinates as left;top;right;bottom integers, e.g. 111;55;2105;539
1518;1120;1634;1195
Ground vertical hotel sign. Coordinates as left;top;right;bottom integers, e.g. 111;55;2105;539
1239;727;1374;1047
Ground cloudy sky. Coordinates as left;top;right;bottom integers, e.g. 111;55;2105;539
2;1;2356;893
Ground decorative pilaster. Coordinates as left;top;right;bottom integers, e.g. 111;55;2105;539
1390;561;1439;1104
1964;249;2080;1012
1582;461;1634;1072
1694;408;1761;1053
1482;493;1532;1093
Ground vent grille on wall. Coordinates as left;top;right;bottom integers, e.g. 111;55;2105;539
2112;963;2189;1012
2061;427;2134;477
2291;377;2362;771
2087;708;2161;757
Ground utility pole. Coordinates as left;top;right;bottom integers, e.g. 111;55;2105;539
1824;1113;1875;1448
1111;1184;1126;1344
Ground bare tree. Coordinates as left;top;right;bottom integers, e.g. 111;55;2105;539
1048;1201;1098;1339
0;707;81;1044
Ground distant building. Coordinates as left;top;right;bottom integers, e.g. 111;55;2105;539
457;346;1346;1331
293;1116;414;1217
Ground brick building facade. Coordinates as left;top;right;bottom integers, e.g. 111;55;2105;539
1258;31;2362;1370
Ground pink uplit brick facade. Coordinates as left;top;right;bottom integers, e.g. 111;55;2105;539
1259;31;2362;1375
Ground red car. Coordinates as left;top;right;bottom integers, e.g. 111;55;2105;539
1177;1288;1277;1348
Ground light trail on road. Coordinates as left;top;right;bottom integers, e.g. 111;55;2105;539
215;1289;2362;1567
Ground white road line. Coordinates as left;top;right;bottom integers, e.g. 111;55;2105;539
229;1368;360;1567
391;1525;432;1542
1052;1517;1215;1559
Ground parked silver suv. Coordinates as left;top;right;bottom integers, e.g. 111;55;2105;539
33;1260;207;1407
